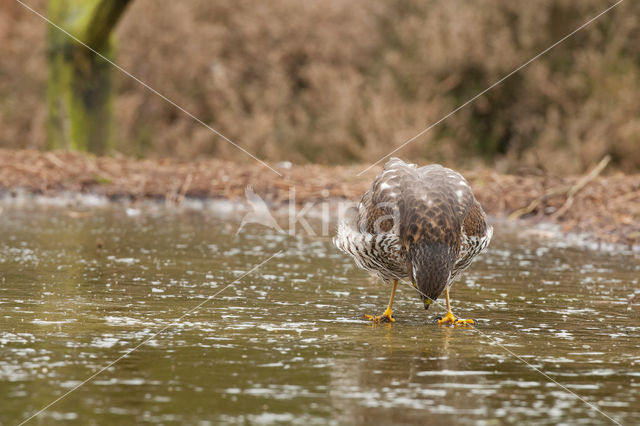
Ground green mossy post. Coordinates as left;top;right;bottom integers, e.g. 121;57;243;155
47;0;131;154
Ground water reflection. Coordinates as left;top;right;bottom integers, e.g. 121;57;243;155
0;204;638;424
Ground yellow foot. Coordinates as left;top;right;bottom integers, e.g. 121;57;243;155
437;311;474;327
362;307;395;324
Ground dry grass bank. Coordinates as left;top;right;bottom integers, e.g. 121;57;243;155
1;149;638;248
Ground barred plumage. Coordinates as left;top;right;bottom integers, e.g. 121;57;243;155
334;157;492;324
335;211;407;281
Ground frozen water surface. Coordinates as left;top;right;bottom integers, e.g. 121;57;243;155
0;204;638;425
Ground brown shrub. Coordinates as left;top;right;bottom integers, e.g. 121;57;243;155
1;0;639;174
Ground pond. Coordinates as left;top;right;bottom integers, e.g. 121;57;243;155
1;202;639;425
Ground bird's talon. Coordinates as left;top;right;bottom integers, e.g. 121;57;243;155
438;311;474;327
362;311;395;324
454;318;475;327
379;315;395;324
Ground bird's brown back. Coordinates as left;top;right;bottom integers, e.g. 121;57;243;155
359;158;476;253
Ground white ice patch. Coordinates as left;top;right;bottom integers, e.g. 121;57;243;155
107;256;139;265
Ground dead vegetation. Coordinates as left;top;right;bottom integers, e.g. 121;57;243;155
1;149;638;248
2;1;640;174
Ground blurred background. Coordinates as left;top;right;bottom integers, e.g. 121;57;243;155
1;0;639;174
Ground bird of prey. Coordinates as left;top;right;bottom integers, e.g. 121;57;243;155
334;158;492;325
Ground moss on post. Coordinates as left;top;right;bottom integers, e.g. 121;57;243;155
47;0;131;154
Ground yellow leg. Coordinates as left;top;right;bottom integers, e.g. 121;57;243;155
437;287;474;327
363;280;397;323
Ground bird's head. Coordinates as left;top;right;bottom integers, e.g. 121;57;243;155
410;241;456;310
